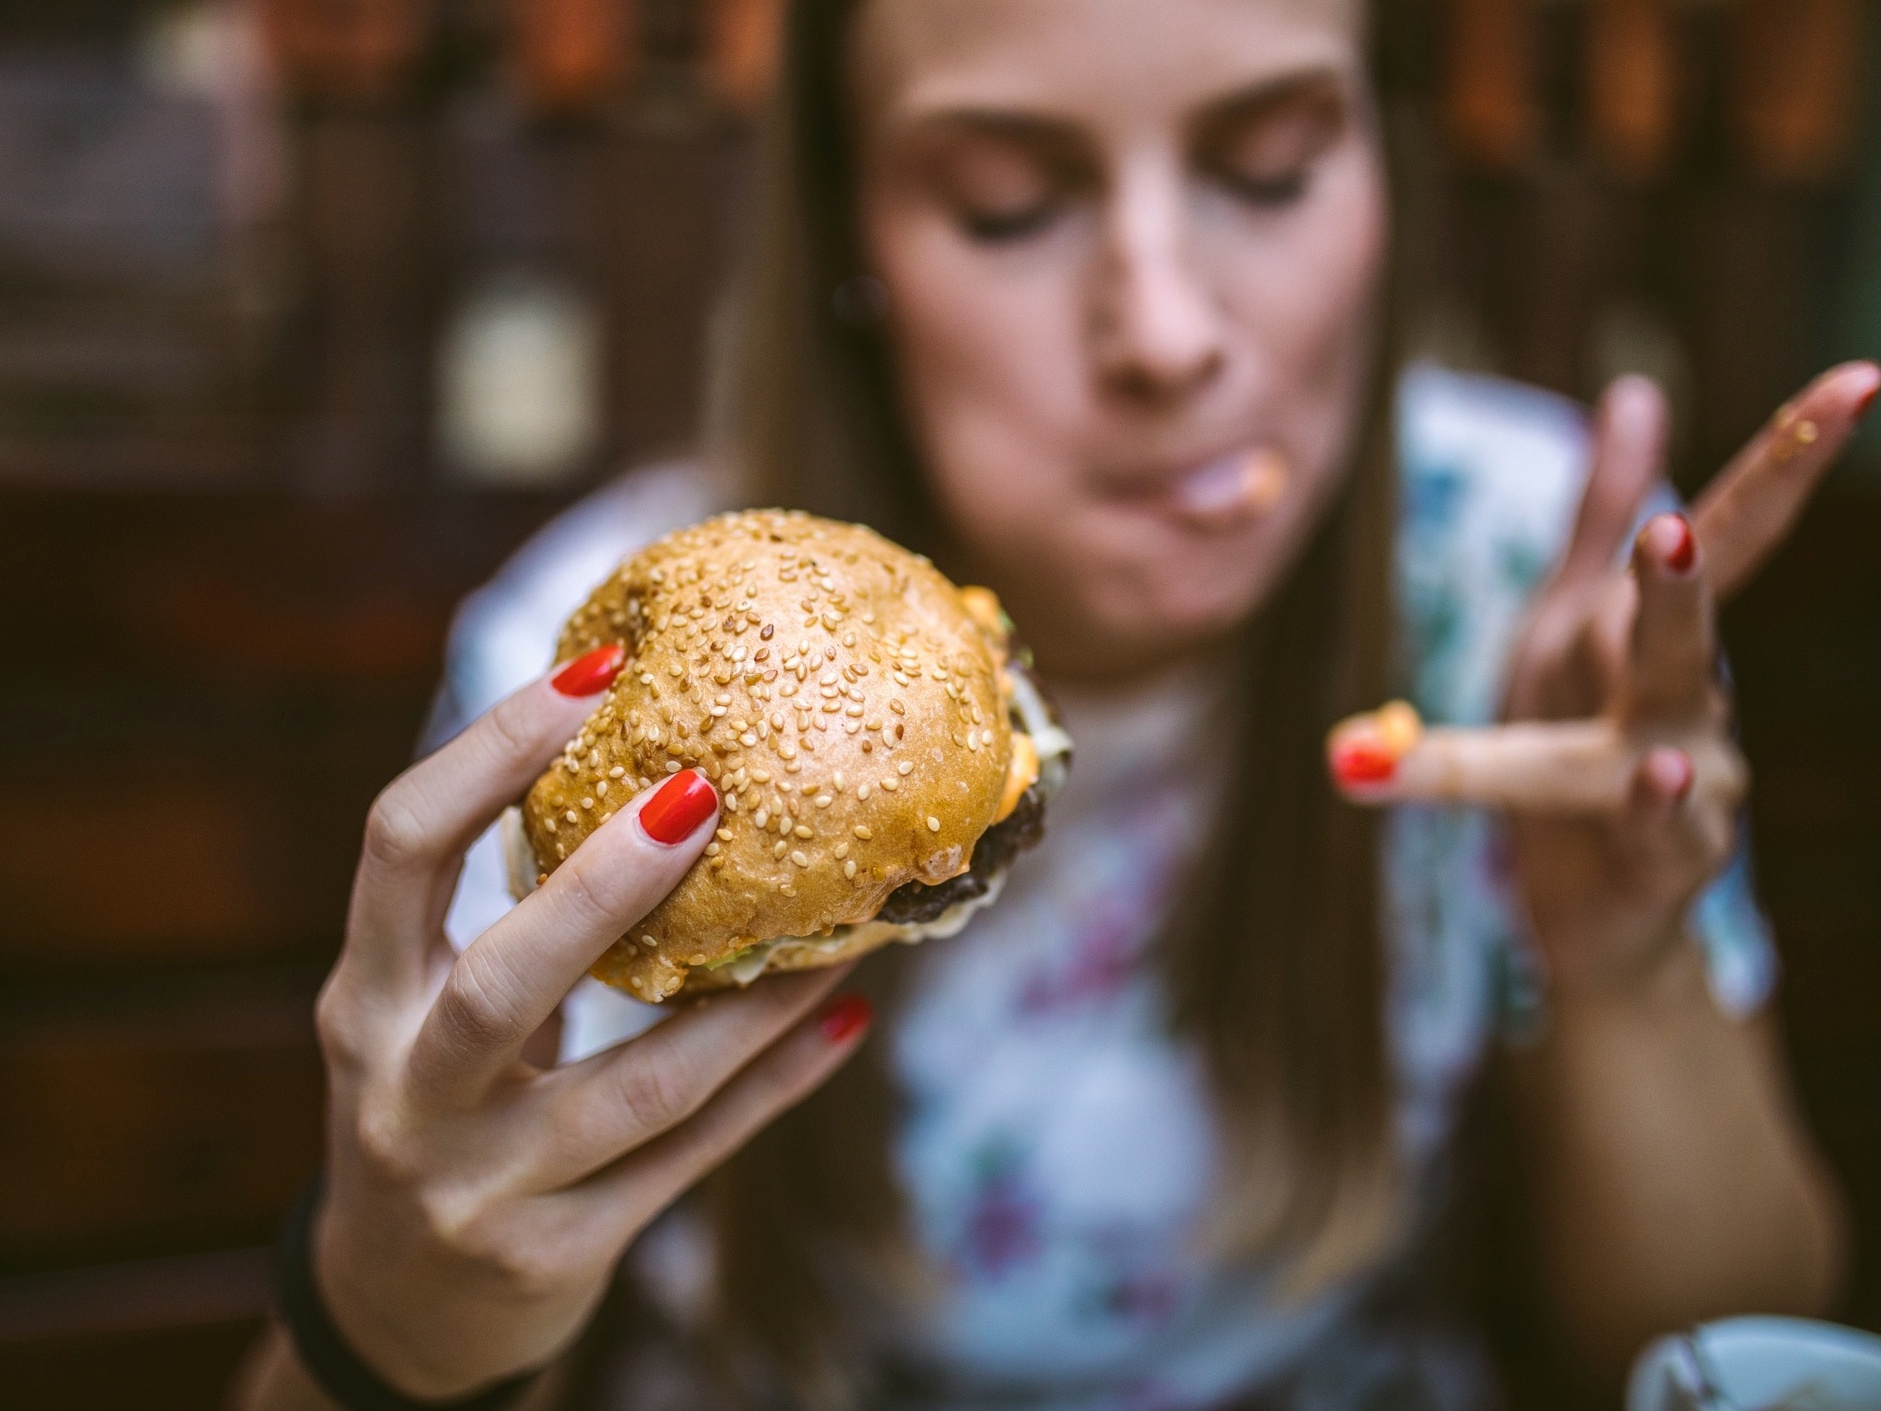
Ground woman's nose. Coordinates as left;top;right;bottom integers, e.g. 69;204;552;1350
1090;174;1227;406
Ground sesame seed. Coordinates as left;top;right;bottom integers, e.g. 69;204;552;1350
716;828;733;841
882;778;899;792
761;624;775;639
835;842;850;859
966;733;979;751
795;825;813;839
814;794;833;808
890;700;905;715
845;860;858;879
610;766;627;779
740;732;758;746
705;843;721;856
857;785;871;801
752;770;772;783
666;761;682;773
898;761;914;775
855;825;873;839
773;840;788;859
791;850;810;868
581;797;595;809
754;809;770;828
927;816;941;831
565;809;579;823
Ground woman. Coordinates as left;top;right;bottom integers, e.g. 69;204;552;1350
237;1;1860;1407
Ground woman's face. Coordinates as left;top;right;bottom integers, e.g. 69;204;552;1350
852;0;1386;678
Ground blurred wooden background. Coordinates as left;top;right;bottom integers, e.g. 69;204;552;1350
0;1;1877;1407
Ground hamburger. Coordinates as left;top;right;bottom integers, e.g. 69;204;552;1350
504;509;1071;1002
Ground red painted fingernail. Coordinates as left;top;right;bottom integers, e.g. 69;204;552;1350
818;993;873;1045
1858;381;1879;420
552;643;626;697
638;769;718;845
1662;516;1696;575
1331;738;1398;787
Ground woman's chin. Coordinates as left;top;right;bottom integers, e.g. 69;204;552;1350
1045;578;1258;678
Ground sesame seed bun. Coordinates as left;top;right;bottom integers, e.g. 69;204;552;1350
515;510;1065;1003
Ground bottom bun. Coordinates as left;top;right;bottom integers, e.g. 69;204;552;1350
602;871;1007;995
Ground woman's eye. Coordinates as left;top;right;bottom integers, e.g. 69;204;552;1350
1220;168;1310;209
958;201;1061;243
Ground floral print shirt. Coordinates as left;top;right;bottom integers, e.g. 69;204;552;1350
431;366;1775;1411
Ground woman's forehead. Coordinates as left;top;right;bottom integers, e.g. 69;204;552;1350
851;0;1366;132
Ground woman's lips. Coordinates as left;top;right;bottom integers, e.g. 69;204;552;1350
1157;448;1291;530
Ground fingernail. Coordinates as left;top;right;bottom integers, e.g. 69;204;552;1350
1858;380;1879;421
1331;737;1398;787
1660;748;1696;802
1650;514;1696;575
1327;702;1422;789
818;993;873;1045
638;769;718;845
552;643;627;697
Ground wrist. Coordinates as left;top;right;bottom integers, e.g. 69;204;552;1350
1546;923;1709;1024
313;1200;462;1400
275;1178;541;1411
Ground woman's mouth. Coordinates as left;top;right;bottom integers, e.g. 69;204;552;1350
1163;448;1291;530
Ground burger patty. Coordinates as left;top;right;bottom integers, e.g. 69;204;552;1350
875;785;1048;926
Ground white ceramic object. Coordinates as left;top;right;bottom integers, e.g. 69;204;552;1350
1629;1317;1881;1411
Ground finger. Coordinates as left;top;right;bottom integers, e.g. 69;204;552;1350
1626;514;1713;721
1694;361;1881;602
408;767;720;1101
525;965;853;1189
1331;708;1633;814
345;645;627;995
563;988;874;1242
1611;746;1736;915
1553;376;1670;597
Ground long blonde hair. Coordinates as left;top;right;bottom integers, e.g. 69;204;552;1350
698;2;1403;1400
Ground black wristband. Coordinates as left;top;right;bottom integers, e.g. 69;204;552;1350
271;1177;542;1411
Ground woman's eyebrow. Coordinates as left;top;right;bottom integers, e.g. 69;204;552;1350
1187;67;1348;143
897;108;1090;161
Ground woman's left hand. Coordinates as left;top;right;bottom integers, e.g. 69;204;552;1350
1331;361;1879;993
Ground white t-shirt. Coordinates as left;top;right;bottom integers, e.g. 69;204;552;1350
426;367;1774;1410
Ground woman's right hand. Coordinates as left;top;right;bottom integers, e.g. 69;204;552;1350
306;651;871;1399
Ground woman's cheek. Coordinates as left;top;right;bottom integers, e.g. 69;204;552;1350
885;228;1094;520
